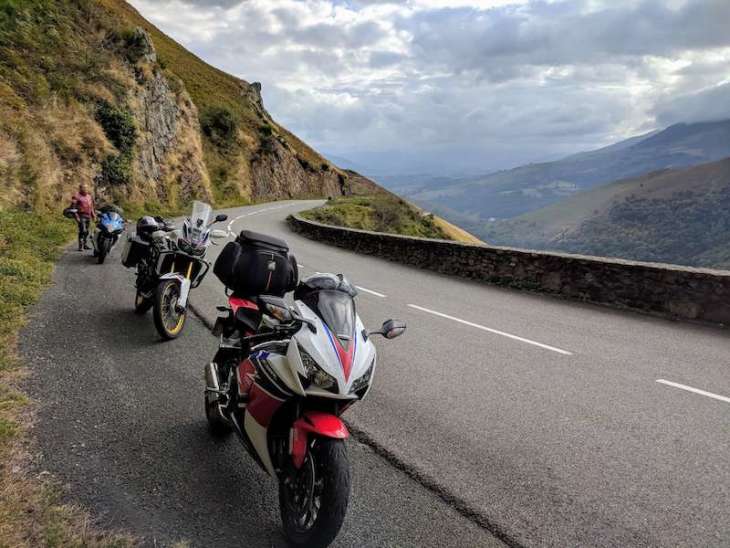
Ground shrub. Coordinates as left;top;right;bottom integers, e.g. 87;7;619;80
200;106;237;148
119;28;149;64
96;101;136;154
101;153;132;186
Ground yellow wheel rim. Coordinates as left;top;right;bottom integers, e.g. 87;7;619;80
161;282;185;336
169;311;185;335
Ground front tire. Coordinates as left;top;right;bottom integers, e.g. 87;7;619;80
279;438;350;548
97;239;109;264
153;279;186;339
134;290;153;315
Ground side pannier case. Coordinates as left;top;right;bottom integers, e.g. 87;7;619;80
214;230;298;297
121;233;150;268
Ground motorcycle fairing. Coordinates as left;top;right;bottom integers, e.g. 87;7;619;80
229;296;258;314
323;322;355;382
292;302;376;396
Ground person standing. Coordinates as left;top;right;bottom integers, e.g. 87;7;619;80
71;183;96;251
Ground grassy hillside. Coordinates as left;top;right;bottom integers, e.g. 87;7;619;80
0;0;347;215
484;157;730;269
300;176;483;242
301;195;452;239
100;0;341;205
409;119;730;222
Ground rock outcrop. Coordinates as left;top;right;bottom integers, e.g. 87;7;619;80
124;30;211;205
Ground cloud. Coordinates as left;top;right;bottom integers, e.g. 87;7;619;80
655;82;730;126
129;0;730;175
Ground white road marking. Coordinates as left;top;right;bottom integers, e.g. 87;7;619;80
656;379;730;404
356;286;387;298
225;203;299;236
297;264;304;269
407;304;573;356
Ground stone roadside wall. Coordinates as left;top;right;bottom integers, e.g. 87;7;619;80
288;215;730;326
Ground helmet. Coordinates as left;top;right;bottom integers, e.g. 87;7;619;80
136;215;159;239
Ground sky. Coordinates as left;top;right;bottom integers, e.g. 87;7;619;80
129;0;730;177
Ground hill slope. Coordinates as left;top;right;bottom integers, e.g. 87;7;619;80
0;0;346;213
408;119;730;222
484;157;730;268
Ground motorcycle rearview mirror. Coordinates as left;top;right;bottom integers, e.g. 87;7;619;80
291;310;317;333
210;229;228;240
370;319;406;339
209;213;228;226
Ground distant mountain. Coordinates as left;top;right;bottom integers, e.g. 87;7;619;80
482;157;730;269
323;154;365;172
408;119;730;222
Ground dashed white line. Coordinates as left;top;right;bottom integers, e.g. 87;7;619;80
407;304;573;356
656;379;730;404
356;286;387;298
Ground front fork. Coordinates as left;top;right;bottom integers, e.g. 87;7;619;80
159;261;193;311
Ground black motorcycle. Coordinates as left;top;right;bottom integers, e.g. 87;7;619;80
121;201;227;339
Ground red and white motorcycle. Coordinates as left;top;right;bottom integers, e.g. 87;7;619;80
204;272;406;547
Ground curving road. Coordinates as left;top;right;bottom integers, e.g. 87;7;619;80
22;200;729;547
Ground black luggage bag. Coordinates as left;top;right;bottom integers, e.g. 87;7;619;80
214;230;298;297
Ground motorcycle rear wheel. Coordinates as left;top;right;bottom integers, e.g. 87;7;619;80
279;438;350;548
153;279;186;339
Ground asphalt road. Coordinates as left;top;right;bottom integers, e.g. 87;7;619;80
23;200;729;547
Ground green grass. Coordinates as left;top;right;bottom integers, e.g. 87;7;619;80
300;195;451;239
0;210;134;547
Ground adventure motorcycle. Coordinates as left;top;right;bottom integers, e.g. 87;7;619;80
92;205;125;264
204;266;406;547
121;201;228;339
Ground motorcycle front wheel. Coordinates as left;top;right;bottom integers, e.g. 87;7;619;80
279;438;350;548
97;238;110;264
153;279;186;339
134;290;153;315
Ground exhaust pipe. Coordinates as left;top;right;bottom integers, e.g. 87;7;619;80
204;362;221;404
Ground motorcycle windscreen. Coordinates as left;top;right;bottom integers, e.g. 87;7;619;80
303;290;356;349
189;201;212;232
187;200;213;246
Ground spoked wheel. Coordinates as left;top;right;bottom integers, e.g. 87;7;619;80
134;290;153;315
279;438;350;548
153;279;186;339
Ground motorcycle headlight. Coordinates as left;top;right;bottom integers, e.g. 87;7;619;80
299;346;337;391
178;238;205;255
350;357;375;393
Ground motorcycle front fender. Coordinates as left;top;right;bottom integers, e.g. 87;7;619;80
159;273;191;309
290;411;349;469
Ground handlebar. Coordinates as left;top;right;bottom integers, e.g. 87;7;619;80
242;319;306;344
